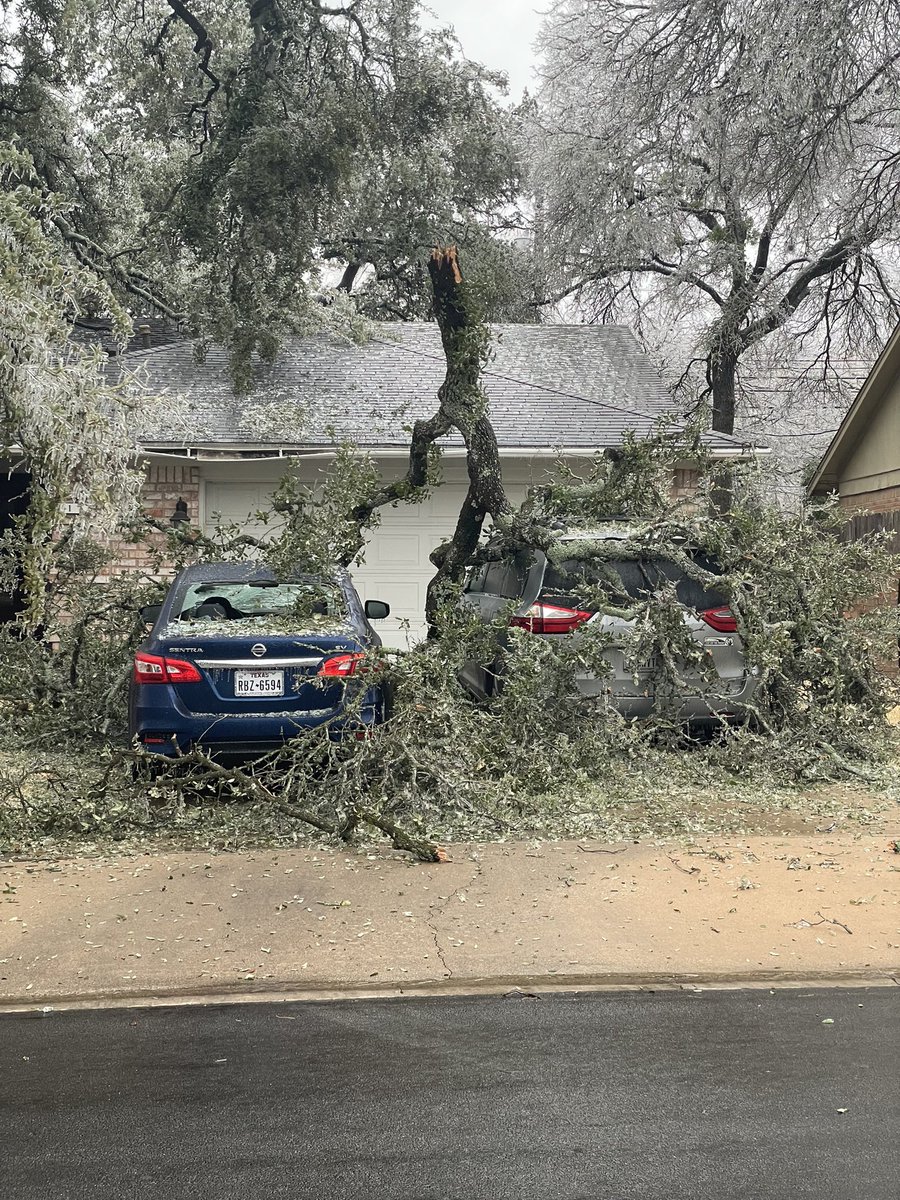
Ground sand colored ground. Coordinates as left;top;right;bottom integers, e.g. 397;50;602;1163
2;831;898;1007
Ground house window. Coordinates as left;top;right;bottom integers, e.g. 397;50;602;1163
672;468;699;496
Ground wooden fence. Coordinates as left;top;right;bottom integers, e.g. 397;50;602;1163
843;510;900;553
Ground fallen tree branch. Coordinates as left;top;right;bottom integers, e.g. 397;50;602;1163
125;745;444;862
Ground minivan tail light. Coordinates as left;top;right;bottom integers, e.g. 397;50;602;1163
133;652;203;684
319;653;369;678
700;606;738;633
510;603;592;635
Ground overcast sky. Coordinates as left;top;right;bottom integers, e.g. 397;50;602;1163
424;1;544;99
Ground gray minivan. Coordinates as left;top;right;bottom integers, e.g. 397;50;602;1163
460;528;758;723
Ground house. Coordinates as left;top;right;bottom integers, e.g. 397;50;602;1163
107;323;760;645
735;357;873;506
807;320;900;550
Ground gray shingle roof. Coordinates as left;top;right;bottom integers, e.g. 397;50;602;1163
117;323;756;453
71;314;182;356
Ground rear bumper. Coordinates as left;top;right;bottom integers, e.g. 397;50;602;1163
130;684;385;756
458;657;760;720
576;672;760;719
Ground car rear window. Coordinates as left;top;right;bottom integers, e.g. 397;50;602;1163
173;579;347;623
542;552;726;611
465;559;528;599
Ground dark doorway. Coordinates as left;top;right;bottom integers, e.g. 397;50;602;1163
0;468;31;622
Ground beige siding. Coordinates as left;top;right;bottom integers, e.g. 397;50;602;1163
839;373;900;497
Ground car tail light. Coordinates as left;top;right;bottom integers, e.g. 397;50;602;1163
164;657;203;683
318;653;375;678
700;606;738;633
510;603;592;635
134;652;166;682
133;652;203;684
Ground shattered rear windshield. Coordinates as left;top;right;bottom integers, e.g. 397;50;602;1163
170;579;347;625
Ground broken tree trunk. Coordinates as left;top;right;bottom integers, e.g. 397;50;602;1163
339;245;513;629
424;247;512;627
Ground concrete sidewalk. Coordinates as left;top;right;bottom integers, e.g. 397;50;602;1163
1;834;898;1007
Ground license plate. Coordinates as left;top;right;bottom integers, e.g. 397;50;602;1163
635;655;660;673
234;669;284;698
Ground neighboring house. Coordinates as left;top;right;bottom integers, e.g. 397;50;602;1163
735;358;874;507
807;320;900;551
108;323;760;646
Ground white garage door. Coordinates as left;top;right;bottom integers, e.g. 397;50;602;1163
204;479;467;647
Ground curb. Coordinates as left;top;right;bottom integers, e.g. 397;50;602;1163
2;968;897;1014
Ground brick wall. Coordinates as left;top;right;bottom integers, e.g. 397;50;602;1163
839;484;900;514
107;461;201;579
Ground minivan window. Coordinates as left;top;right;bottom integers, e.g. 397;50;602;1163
542;552;725;611
466;559;527;599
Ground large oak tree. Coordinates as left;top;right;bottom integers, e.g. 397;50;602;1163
528;0;900;434
1;0;523;610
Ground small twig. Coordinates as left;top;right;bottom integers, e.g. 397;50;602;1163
577;845;623;855
667;853;701;875
787;910;853;935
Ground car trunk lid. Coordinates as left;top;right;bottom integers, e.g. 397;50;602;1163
156;629;366;715
536;552;749;697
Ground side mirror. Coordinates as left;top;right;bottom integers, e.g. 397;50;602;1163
140;604;163;626
365;600;390;621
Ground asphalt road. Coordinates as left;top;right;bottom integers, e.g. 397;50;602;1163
1;988;897;1199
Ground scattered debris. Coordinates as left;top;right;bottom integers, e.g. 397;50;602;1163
787;858;810;870
667;854;701;876
788;911;853;935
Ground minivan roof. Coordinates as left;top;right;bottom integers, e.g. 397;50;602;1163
557;526;637;543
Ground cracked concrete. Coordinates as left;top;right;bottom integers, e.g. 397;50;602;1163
1;833;898;1006
423;858;484;979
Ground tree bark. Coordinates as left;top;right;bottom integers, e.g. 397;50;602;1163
337;261;362;292
707;350;737;436
423;248;512;628
425;484;486;628
340;246;511;629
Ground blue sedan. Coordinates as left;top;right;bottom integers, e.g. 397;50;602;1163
129;563;390;760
